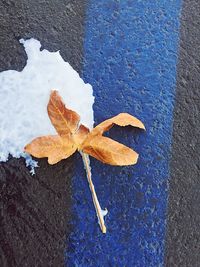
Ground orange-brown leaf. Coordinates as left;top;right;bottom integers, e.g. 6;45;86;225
24;135;76;164
74;124;90;148
80;112;145;166
25;91;145;166
82;136;138;166
47;90;80;136
91;113;145;136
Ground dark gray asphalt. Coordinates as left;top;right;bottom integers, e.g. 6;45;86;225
165;0;200;266
0;1;86;266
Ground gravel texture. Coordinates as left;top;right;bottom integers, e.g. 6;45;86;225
165;0;200;266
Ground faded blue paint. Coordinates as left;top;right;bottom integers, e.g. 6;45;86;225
66;1;182;266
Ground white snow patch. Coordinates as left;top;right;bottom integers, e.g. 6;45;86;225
100;208;108;218
0;38;94;169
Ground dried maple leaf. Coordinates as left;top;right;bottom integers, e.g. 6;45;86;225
25;91;89;164
80;113;145;165
24;90;145;233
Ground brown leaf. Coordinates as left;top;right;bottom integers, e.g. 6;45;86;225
91;113;145;136
24;90;145;233
80;113;144;166
25;91;145;167
82;136;138;165
74;124;90;148
24;135;76;164
47;90;80;136
25;91;89;164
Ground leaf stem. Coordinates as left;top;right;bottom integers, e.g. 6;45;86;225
81;152;107;233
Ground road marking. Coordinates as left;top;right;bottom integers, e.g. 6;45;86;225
67;1;182;266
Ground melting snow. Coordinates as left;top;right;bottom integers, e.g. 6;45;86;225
0;38;94;171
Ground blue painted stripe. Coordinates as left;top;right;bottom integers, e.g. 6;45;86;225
66;1;182;266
